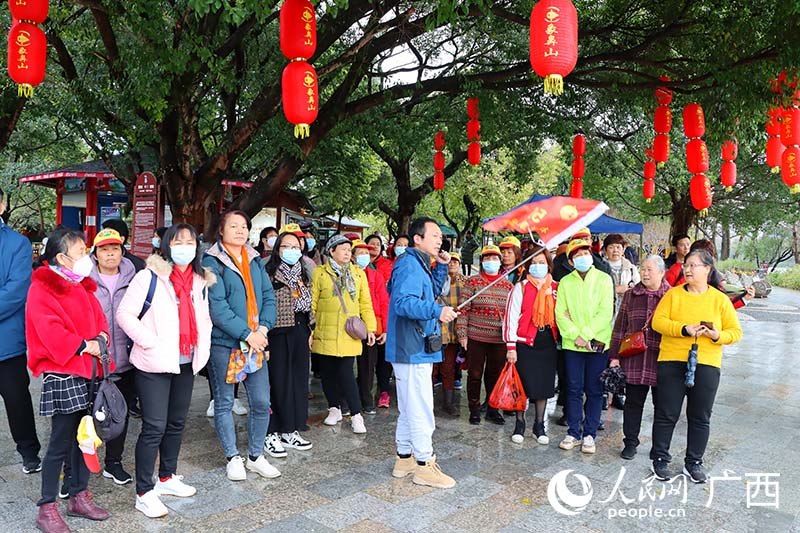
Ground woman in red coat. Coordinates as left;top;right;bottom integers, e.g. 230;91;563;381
27;228;113;532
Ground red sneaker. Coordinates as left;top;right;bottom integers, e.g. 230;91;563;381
36;502;71;533
377;392;390;408
66;490;109;521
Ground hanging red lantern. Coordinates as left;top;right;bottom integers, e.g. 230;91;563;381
570;179;583;198
683;103;705;138
654;106;672;134
280;0;317;61
720;161;737;191
782;146;800;193
468;142;481;165
781;107;800;147
655;85;673;106
766;107;782;136
9;0;48;24
686;139;709;174
281;60;318;138
645;146;654;161
434;131;446;151
7;22;47;98
529;0;578;96
433;151;445;171
689;174;712;212
467;97;480;119
721;139;738;161
653;134;670;165
572;134;585;156
644;161;656;179
643;179;655;202
466;119;480;141
766;136;785;172
433;171;445;191
571;157;584;179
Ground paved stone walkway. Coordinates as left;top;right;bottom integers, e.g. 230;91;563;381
1;288;799;532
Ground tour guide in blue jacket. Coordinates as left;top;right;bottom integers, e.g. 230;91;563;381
386;217;458;489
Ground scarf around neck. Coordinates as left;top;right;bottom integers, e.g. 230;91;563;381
528;273;556;329
329;260;356;299
224;244;259;331
278;260;311;313
169;265;198;356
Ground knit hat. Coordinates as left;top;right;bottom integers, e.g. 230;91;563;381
499;235;521;249
280;223;305;238
351;239;374;251
480;244;502;258
326;234;351;253
566;238;592;258
93;228;124;248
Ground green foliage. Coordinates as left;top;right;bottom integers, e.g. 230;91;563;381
717;258;757;273
768;266;800;291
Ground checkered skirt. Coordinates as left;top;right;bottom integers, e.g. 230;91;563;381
39;373;91;416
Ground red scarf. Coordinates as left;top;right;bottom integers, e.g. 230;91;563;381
170;265;198;356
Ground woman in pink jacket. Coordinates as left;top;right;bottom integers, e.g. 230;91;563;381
117;224;214;519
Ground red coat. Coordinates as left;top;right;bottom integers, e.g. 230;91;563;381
26;267;112;379
364;267;389;335
370;256;394;287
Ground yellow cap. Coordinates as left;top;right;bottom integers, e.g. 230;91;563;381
449;252;461;262
480;244;502;257
93;228;124;248
351;239;374;251
566;238;592;258
499;235;521;249
571;227;591;240
280;223;305;237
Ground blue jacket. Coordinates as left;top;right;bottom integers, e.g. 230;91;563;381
385;247;448;364
0;220;32;361
202;242;276;349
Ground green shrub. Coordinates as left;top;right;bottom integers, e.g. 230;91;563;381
768;266;800;290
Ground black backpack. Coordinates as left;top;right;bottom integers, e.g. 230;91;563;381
89;340;128;442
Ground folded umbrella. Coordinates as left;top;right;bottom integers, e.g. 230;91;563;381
77;415;103;473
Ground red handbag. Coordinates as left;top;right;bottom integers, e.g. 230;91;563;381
617;310;653;358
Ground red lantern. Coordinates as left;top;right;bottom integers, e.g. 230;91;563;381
654;134;670;165
7;22;47;98
654;106;672;134
468;142;481;165
644;161;656;179
782;146;800;193
467;119;480;141
781;107;800;147
570;179;583;198
529;0;578;95
721;140;738;161
467;97;480;119
686;139;709;174
280;0;317;60
645;147;654;161
434;131;446;151
683;103;705;138
8;0;48;24
766;107;782;136
572;134;585;156
571;157;584;179
720;161;736;191
433;171;445;191
689;174;712;212
433;151;445;171
281;61;318;138
655;86;673;106
767;136;785;172
643;179;655;202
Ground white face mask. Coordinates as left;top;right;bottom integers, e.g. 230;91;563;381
266;236;277;248
171;245;196;266
68;254;94;279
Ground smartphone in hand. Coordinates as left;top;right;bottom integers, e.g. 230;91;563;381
700;321;714;330
590;340;606;353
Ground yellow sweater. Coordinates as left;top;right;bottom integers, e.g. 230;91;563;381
652;284;743;368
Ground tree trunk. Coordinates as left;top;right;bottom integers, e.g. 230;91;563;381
793;221;800;264
669;190;695;239
720;221;731;260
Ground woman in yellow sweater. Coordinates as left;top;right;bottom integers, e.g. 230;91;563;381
649;250;742;483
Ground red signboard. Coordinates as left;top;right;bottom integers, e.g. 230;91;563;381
131;172;159;259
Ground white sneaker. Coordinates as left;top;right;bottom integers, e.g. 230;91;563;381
581;435;596;454
281;431;313;451
154;474;196;497
559;435;581;450
226;456;247;481
246;456;281;479
232;398;248;415
206;400;214;418
511;433;524;444
265;433;288;458
323;407;342;426
351;413;367;434
135;490;169;518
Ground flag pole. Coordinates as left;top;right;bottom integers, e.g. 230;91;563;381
456;254;536;310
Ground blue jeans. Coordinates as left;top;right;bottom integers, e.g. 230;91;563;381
564;349;608;440
207;345;271;458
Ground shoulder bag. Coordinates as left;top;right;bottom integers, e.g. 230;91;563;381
328;271;368;340
618;309;653;358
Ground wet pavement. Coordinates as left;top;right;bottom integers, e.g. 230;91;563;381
1;287;798;532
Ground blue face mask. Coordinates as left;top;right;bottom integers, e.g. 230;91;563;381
394;246;407;256
482;260;501;274
305;238;316;251
528;263;548;279
152;237;161;248
281;249;302;266
355;255;371;269
573;255;593;273
171;245;196;266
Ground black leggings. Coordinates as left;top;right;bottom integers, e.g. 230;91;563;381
104;369;136;467
267;320;311;434
651;361;720;465
318;356;361;416
623;383;656;449
39;412;89;505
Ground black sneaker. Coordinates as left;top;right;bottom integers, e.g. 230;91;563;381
469;413;481;425
59;476;70;499
486;410;505;425
22;458;42;474
620;445;637;460
103;462;133;485
532;421;549;445
363;406;377;415
511;419;525;443
612;394;626;409
556;414;568;427
651;459;671;481
683;462;708;484
597;420;605;431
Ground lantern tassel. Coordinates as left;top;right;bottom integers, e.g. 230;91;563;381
645;199;652;204
294;124;310;139
543;75;564;96
725;186;732;192
791;184;800;194
771;166;781;174
656;162;665;169
17;84;33;98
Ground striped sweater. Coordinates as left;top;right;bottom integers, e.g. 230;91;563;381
457;273;513;344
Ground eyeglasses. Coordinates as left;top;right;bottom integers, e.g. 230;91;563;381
280;245;302;251
682;263;708;270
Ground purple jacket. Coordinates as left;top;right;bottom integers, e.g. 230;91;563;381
608;279;670;386
90;256;137;373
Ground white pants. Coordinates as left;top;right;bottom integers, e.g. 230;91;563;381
392;362;435;462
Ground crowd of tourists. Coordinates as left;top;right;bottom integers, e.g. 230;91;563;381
0;185;747;531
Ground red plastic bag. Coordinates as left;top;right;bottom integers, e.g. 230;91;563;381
488;362;528;411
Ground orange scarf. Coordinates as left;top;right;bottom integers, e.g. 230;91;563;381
224;244;259;331
529;273;556;329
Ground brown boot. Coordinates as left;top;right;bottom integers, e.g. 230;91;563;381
412;455;456;489
36;502;71;533
391;454;416;478
66;490;109;521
